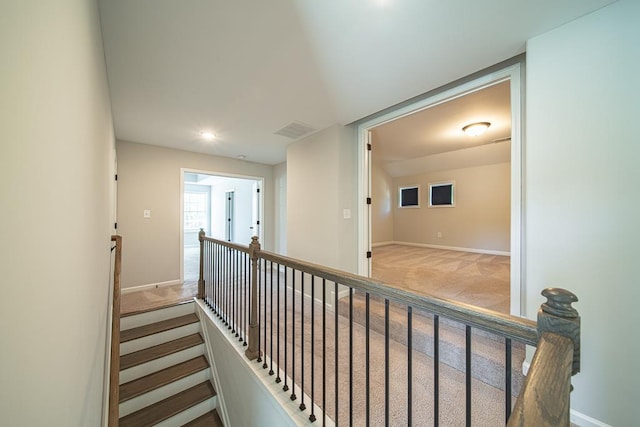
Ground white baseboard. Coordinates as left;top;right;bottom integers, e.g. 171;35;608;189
570;410;611;427
390;241;510;257
121;279;182;294
372;241;394;248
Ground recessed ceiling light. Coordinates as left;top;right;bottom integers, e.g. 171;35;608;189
462;122;491;137
199;131;215;141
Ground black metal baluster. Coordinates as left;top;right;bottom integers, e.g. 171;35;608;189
269;261;274;376
434;314;439;427
238;252;242;342
322;278;326;427
221;245;225;318
505;338;512;423
335;282;339;426
217;244;220;316
385;299;390;427
466;325;472;427
276;263;281;382
206;242;210;307
349;288;353;426
283;266;289;392
262;261;267;369
235;250;239;338
291;270;297;401
244;253;248;346
257;258;262;363
310;275;316;422
408;306;413;426
300;273;305;411
229;248;232;328
214;246;218;314
366;293;370;426
232;250;236;335
226;246;230;326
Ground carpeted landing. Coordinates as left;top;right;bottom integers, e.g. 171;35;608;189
372;244;511;314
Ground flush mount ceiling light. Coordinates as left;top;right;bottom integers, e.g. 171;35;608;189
236;155;246;160
462;122;491;137
199;131;215;141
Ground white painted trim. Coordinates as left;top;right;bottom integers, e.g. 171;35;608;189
371;241;395;248
197;306;230;427
120;279;181;294
570;410;612;427
357;63;523;316
390;241;510;257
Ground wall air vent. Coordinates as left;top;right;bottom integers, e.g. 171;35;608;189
274;121;316;139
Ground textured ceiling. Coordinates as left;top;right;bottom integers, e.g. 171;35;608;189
99;0;614;165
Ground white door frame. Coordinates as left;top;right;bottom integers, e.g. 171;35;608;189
357;63;524;316
180;168;265;285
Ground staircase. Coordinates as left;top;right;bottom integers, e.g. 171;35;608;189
117;301;223;426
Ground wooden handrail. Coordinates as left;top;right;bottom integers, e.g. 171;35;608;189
507;332;574;426
258;248;539;345
108;235;122;427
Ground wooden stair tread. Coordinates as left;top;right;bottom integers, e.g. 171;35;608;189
119;381;215;427
182;409;224;427
120;313;199;343
119;355;209;403
120;333;204;370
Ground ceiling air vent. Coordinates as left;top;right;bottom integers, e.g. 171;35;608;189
274;121;316;139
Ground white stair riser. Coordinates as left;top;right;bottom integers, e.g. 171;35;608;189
154;397;217;427
119;368;211;417
120;323;201;355
121;302;196;330
120;344;204;384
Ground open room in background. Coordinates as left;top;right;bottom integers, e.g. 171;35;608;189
358;64;522;314
181;170;263;284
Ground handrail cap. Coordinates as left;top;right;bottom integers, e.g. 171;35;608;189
541;288;579;318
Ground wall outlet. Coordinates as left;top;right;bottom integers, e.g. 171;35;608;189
437;231;442;238
143;209;151;218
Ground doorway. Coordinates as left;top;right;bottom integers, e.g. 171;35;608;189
180;169;264;284
357;63;523;315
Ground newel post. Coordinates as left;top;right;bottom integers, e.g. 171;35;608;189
538;288;581;376
245;236;261;360
197;228;205;300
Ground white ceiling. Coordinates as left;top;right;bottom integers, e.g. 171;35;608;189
98;0;614;165
372;80;511;161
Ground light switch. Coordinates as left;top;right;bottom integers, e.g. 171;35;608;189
343;209;351;219
144;209;151;218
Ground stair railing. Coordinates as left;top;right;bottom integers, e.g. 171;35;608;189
198;233;580;426
108;235;122;427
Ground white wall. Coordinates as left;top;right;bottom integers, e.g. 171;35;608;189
0;1;115;425
287;125;358;273
274;162;287;254
392;163;510;253
526;0;639;424
116;141;274;288
371;158;394;244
